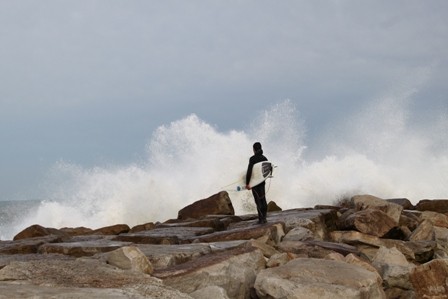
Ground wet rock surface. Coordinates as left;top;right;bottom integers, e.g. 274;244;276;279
1;192;448;298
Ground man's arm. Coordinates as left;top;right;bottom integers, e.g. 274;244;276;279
245;158;254;188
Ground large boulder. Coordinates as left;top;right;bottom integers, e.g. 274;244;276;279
415;199;448;213
344;253;382;284
134;241;248;270
254;258;385;299
386;198;414;210
106;246;153;274
330;230;381;247
154;246;265;299
282;227;314;242
90;224;130;235
135;243;214;270
338;208;396;237
352;195;403;224
410;259;448;298
59;226;93;236
267;208;338;239
420;211;448;228
178;191;234;220
399;211;420;231
372;246;415;290
129;222;156;233
267;201;282;212
13;224;68;241
408;219;435;241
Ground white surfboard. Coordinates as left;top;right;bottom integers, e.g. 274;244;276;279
236;161;274;191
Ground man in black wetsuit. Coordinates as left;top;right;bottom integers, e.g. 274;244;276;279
245;142;268;224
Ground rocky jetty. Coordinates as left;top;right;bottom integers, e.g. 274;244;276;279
1;191;448;298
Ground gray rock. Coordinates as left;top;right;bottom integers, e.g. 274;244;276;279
386;198;414;210
155;246;265;299
254;258;385;299
330;230;382;247
0;253;74;270
266;253;294;268
0;281;194;299
106;246;153;274
420;211;448;228
0;281;149;299
0;258;157;288
372;246;415;289
282;226;314;241
408;219;435;241
267;209;338;239
189;285;230;299
115;227;214;244
135;243;213;270
188;222;284;245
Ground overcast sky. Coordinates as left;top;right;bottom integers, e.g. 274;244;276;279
1;1;447;200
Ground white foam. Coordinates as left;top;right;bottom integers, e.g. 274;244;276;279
9;94;448;238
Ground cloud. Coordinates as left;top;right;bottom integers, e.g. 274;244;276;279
0;1;447;199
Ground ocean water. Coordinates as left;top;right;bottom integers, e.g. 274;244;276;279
1;96;447;241
0;200;42;240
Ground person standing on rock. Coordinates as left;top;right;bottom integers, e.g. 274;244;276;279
246;142;268;224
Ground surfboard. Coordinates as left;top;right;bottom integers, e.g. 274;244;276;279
236;161;274;191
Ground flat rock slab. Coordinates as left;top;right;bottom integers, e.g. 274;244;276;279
0;258;157;289
39;240;133;257
0;253;74;270
276;240;358;258
255;258;385;299
0;281;147;299
115;227;214;244
415;199;448;213
135;240;246;269
304;240;359;256
330;231;422;261
266;209;338;238
330;230;382;247
0;236;62;254
0;281;194;299
136;243;212;269
184;222;284;244
157;218;226;231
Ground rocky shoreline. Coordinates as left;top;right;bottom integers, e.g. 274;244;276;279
1;192;448;298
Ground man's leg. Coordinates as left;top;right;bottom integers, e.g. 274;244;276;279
257;184;267;223
252;185;267;223
252;188;262;222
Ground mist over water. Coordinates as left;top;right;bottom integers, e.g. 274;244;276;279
4;92;447;240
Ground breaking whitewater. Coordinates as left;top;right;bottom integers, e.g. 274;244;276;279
1;98;447;240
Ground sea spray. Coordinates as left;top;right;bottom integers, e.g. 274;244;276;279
5;98;448;240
